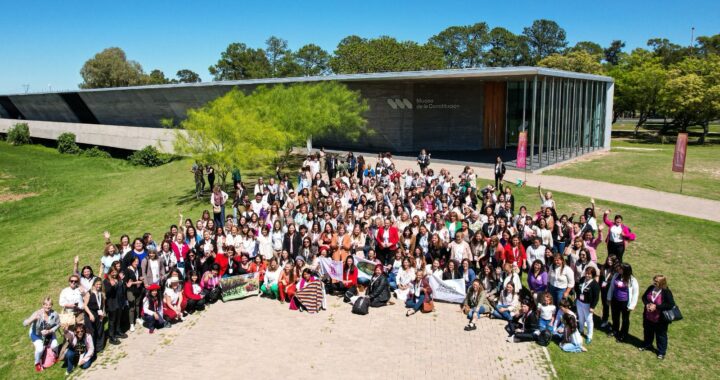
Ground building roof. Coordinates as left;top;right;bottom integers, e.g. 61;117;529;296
4;67;613;97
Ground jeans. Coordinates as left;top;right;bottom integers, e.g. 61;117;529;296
214;206;225;228
29;330;58;364
561;343;584;353
549;285;566;307
576;300;594;339
538;318;554;333
611;299;631;340
387;272;397;290
142;314;165;331
492;304;512;320
643;319;669;355
467;305;487;321
65;348;92;372
405;294;425;312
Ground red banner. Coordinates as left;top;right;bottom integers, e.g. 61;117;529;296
672;133;688;173
516;132;527;169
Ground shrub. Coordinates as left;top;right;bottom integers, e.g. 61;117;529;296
6;123;31;145
82;146;111;158
128;145;171;167
57;132;81;154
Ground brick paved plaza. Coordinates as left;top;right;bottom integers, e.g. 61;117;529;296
81;295;551;379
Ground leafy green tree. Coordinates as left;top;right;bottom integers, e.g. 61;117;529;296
483;27;530;67
330;35;444;73
294;44;330;76
647;38;689;66
266;36;301;77
173;82;369;186
695;34;720;57
660;55;720;143
604;40;626;65
522;19;568;63
537;51;605;74
176;69;201;83
80;47;147;88
568;41;603;60
147;69;171;85
428;22;489;68
208;43;271;80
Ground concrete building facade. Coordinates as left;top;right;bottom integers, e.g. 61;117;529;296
0;67;613;168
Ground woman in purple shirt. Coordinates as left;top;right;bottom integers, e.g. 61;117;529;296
527;259;548;298
606;263;639;343
640;275;676;360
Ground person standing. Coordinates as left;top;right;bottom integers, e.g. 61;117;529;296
417;149;430;173
211;185;229;228
192;162;205;198
206;165;216;191
326;154;338;181
494;156;506;190
640;275;676;360
231;166;242;189
607;263;639;342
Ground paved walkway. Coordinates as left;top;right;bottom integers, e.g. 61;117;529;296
364;154;720;222
81;296;550;380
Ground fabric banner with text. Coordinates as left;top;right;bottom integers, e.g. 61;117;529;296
319;257;343;281
672;132;688;173
428;275;466;304
516;131;527;169
220;273;260;302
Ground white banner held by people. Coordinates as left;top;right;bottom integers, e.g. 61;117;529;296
318;257;343;281
428;275;466;304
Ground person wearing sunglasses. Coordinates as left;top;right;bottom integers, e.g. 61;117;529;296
59;274;85;327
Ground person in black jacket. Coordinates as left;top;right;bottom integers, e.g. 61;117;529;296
494;156;506;190
506;298;539;342
123;257;143;333
283;224;302;259
326;154;338;180
640;275;676;359
367;264;391;307
575;267;601;344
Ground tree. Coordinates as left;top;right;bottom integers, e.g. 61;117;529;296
659;55;720;143
483;27;530;67
696;34;720;57
647;38;689;66
79;47;147;88
265;36;301;77
428;22;489;68
537;51;605;74
147;69;171;85
330;35;444;74
607;51;668;134
568;41;603;60
604;40;626;65
522;19;568;63
208;42;271;80
176;69;201;83
294;44;330;76
173;82;369;186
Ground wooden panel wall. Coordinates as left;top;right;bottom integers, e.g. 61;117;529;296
483;81;506;149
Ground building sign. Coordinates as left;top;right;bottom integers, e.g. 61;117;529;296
516;131;527;169
672;132;688;173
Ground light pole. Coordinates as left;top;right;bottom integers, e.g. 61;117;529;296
691;26;695;48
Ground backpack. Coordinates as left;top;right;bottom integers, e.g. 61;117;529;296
42;344;57;368
536;329;552;347
352;297;370;315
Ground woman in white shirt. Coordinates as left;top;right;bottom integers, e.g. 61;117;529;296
533;218;554;250
261;258;283;299
548;253;575;306
394;258;416;302
101;244;121;276
257;226;274;261
271;221;285;258
163;279;185;323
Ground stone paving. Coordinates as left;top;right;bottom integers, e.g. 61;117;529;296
81;296;551;380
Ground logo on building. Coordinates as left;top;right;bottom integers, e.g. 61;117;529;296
386;98;413;110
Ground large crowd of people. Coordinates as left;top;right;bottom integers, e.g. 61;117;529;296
24;149;679;374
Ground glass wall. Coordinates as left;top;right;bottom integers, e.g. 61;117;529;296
505;80;527;147
524;76;608;168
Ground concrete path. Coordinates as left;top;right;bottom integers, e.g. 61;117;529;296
364;154;720;222
81;297;550;380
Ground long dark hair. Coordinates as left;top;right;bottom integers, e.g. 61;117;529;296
620;263;633;282
344;256;356;274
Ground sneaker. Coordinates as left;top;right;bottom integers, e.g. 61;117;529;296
136;318;143;324
470;324;477;331
109;337;121;345
638;346;650;352
657;354;664;360
607;331;614;338
118;333;128;339
585;337;592;345
130;324;135;332
506;335;515;343
464;324;472;331
35;363;43;372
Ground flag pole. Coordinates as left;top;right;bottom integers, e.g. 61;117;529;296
680;171;684;193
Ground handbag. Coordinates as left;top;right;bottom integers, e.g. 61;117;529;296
213;205;221;213
421;299;434;313
662;305;683;322
59;311;76;328
41;344;57;368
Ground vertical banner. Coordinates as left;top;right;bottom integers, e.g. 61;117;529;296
672;133;688;173
516;131;527;169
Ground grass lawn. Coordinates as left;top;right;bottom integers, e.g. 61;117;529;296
1;142;718;379
544;138;720;201
0;142;277;379
612;121;720;134
504;183;720;379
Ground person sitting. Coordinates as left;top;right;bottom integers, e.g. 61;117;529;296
182;270;206;313
23;297;60;372
142;284;167;334
278;262;297;304
394;258;416;303
261;258;283;299
537;292;557;333
329;256;358;295
367;264;391;307
560;312;587;352
200;263;222;304
63;324;94;375
506;298;539;343
163;278;186;323
290;268;325;313
491;282;519;321
405;268;432;317
462;279;492;331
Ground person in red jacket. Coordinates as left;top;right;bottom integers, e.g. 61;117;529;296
503;236;527;276
214;251;229;277
376;218;399;265
330;255;358;295
182;270;205;313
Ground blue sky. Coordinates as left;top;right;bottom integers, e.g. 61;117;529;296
0;0;717;94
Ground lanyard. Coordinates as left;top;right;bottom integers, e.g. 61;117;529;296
650;289;662;303
580;280;592;294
